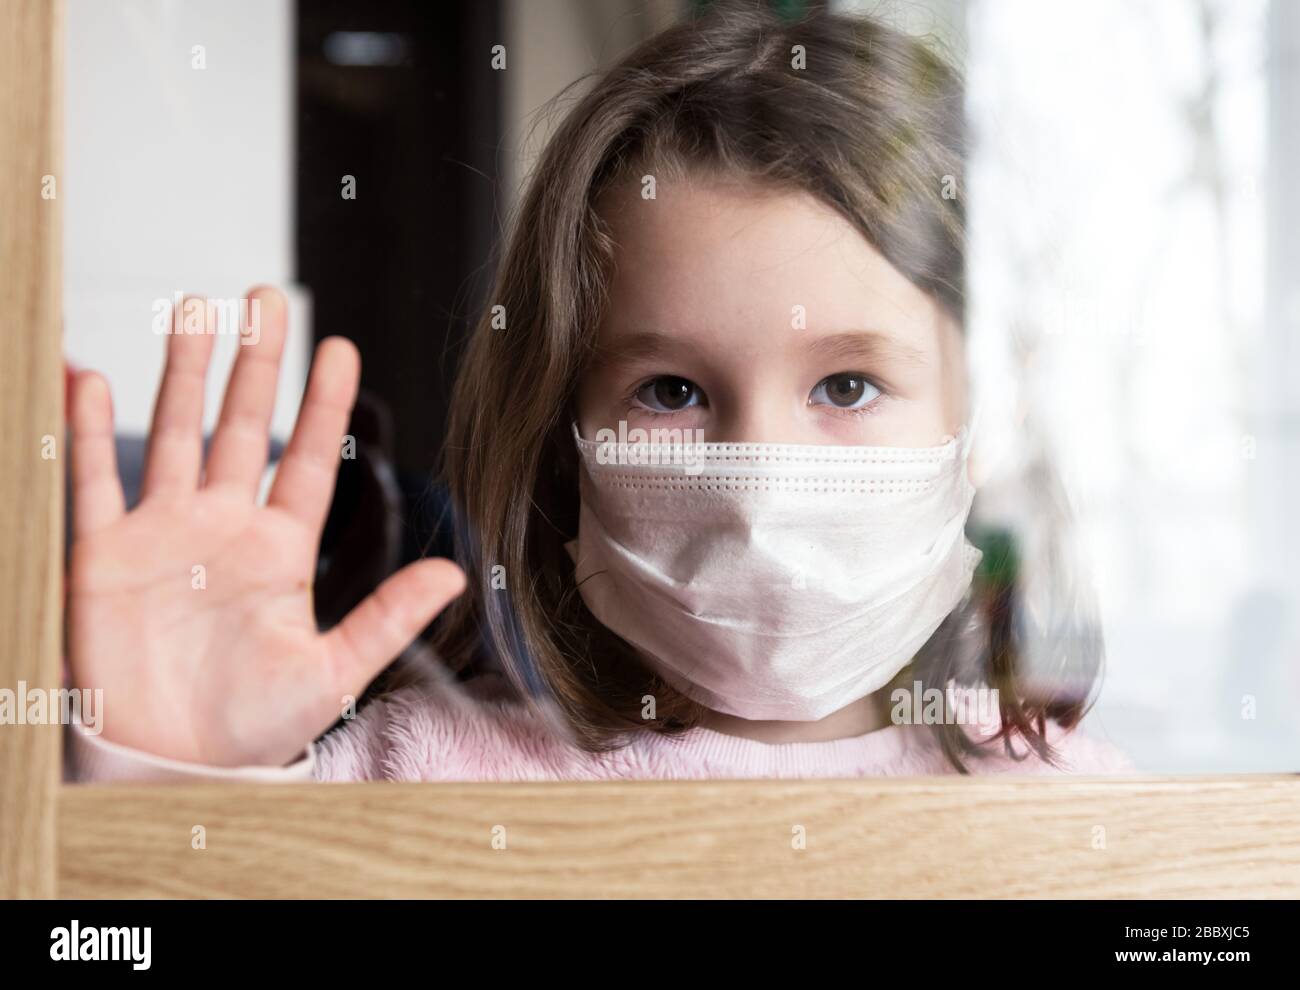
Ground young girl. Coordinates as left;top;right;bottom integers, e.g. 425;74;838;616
65;3;1132;782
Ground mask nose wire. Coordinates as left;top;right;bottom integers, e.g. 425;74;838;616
573;418;982;463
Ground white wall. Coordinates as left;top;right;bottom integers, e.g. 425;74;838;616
501;0;682;209
63;0;308;441
833;0;967;56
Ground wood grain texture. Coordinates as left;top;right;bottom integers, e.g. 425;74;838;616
0;0;64;900
60;775;1300;898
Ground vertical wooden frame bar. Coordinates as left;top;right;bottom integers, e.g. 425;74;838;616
0;0;64;900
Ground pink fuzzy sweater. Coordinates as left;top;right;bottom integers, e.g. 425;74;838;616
66;670;1135;783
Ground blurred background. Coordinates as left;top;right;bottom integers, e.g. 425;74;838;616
62;0;1299;772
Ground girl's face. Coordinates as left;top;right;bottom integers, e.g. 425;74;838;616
575;174;967;447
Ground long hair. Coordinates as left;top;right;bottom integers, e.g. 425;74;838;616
430;0;1102;771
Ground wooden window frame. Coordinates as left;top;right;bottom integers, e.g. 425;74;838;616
2;0;1298;900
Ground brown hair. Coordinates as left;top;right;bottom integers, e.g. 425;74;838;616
430;0;1101;771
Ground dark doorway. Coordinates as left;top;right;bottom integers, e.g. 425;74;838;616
296;0;503;479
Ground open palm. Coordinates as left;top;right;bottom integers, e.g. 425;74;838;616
66;287;466;768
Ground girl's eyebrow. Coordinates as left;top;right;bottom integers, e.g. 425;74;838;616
806;330;928;366
591;328;928;368
589;330;681;368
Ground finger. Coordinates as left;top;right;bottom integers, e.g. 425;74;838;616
267;336;360;532
140;294;216;498
324;559;468;694
203;285;288;496
69;371;126;536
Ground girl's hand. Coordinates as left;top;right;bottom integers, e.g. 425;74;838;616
66;286;466;768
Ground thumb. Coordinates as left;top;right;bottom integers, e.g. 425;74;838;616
325;557;468;694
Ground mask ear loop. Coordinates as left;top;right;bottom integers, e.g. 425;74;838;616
951;398;986;499
960;397;984;463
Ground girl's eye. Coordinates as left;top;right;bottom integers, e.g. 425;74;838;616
633;376;703;413
809;373;881;410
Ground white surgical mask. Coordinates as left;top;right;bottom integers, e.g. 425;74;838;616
564;422;981;721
